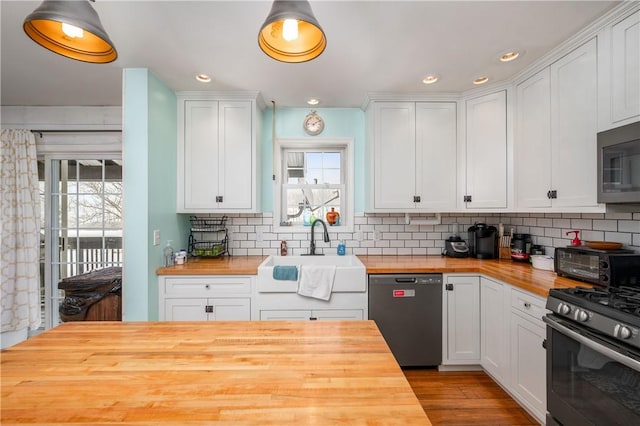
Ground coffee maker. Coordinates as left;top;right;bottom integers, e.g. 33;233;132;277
467;223;499;259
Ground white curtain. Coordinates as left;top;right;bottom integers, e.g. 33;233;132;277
0;129;41;332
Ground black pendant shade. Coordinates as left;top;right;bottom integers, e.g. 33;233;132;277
258;0;326;63
23;0;117;64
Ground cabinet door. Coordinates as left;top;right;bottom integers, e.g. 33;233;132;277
311;309;363;320
218;101;253;209
480;278;509;383
510;311;546;423
165;298;209;321
415;102;458;210
550;38;598;208
210;298;251;320
516;69;552;208
373;102;416;209
260;310;312;321
611;10;640;124
183;100;220;209
465;91;507;209
444;276;480;362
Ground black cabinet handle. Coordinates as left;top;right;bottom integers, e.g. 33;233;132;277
445;283;454;291
413;196;421;203
309;317;317;321
216;195;223;203
205;305;214;313
542;339;547;350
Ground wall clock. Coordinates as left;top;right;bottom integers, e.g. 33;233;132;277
303;110;324;136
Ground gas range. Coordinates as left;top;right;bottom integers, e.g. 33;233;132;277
547;286;640;351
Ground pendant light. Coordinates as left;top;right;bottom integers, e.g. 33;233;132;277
258;0;326;63
23;0;117;64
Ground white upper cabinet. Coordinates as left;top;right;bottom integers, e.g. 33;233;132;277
516;38;600;210
516;69;552;208
177;94;261;213
463;90;508;209
598;9;640;131
368;101;457;211
550;38;599;208
372;102;416;210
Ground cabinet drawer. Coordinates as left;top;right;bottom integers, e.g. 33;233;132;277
511;288;546;322
163;276;252;297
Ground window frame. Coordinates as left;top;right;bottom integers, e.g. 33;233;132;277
273;138;354;234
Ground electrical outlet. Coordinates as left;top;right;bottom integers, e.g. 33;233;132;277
355;230;363;241
373;230;382;241
153;229;160;246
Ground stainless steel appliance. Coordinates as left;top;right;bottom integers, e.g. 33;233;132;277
597;120;640;203
443;236;469;258
467;223;498;259
554;246;640;286
545;286;640;425
368;274;442;366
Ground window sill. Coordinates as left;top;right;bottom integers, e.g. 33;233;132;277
273;223;354;234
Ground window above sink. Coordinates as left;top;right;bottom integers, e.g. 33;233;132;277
273;138;354;233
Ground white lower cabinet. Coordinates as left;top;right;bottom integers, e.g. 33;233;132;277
165;298;250;321
260;309;363;321
442;275;481;364
158;275;253;321
444;275;547;424
480;277;509;384
509;289;547;423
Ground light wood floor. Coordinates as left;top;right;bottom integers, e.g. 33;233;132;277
403;368;539;425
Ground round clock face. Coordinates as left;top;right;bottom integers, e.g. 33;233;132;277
303;112;324;136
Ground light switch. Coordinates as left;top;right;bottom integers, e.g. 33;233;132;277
153;229;160;246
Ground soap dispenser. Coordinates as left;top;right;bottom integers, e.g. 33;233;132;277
566;230;582;246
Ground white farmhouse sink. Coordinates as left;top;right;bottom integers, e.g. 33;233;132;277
257;255;366;293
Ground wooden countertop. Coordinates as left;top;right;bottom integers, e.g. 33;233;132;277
358;255;595;298
154;254;592;298
1;321;430;425
156;255;266;275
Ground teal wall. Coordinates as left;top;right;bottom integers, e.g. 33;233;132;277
260;107;365;212
122;68;187;321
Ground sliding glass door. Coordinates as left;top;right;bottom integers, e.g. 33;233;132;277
40;157;123;329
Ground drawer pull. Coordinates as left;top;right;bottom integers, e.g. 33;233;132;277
205;305;214;313
524;302;531;309
205;284;210;289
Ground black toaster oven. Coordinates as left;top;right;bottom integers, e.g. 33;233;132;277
554;246;640;287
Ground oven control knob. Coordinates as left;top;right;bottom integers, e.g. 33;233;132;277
557;303;571;315
600;274;609;283
615;324;632;340
599;260;609;269
575;309;589;322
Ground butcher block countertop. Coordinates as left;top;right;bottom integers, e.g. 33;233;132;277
1;321;430;425
359;255;594;297
156;255;266;275
156;254;591;298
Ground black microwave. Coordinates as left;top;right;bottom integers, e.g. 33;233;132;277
554;246;640;287
597;120;640;203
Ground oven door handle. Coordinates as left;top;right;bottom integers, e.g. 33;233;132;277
544;315;640;372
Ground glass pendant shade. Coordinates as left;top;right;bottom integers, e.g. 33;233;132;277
258;0;326;63
23;0;117;64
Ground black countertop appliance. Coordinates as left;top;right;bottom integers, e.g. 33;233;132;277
468;223;498;259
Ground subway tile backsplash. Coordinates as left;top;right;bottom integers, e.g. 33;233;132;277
216;211;640;257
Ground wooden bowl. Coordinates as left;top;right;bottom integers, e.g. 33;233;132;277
585;241;623;250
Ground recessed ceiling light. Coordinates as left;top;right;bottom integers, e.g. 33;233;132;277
422;75;439;84
195;74;211;83
307;98;319;105
500;51;520;62
473;77;489;85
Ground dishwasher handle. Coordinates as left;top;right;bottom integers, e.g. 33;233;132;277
395;278;416;283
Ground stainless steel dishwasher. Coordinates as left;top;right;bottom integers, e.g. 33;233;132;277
368;274;442;367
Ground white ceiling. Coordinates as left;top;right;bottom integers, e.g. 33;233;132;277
1;0;619;108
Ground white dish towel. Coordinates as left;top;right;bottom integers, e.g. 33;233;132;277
297;264;337;301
